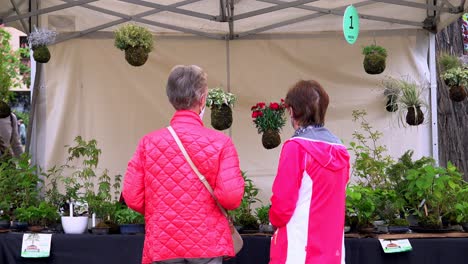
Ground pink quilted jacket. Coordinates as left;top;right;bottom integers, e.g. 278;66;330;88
123;110;244;264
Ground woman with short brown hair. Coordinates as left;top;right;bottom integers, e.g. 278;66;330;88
269;80;350;264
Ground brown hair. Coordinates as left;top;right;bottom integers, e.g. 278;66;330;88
285;80;329;127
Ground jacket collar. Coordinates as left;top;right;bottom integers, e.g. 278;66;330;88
170;110;204;127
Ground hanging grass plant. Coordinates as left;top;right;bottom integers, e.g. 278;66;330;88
206;88;236;130
114;24;154;67
395;77;427;126
28;27;57;63
382;77;401;112
362;45;387;75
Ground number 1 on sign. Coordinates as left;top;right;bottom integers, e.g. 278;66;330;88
349;16;354;29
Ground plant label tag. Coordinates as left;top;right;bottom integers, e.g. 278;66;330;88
379;239;412;253
21;233;52;258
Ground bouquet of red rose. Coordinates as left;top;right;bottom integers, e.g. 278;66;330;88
251;100;286;149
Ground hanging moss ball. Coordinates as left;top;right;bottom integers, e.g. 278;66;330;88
449;86;467;102
363;53;386;75
33;45;51;63
125;46;149;67
385;95;398;112
0;101;11;118
262;130;281;149
211;104;233;131
406;106;424;126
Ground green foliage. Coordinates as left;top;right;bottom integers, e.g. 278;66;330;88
404;162;463;226
362;45;387;57
346;185;376;227
0;28;28;100
13;110;29;127
397;77;426;108
455;185;468;223
438;53;461;73
348;110;394;189
255;204;270;225
440;66;468;87
251;101;286;134
206;88;236;108
115;207;144;224
114;24;154;53
14;201;59;226
231;171;260;228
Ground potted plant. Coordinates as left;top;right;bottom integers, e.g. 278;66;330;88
438;53;461;74
206;87;236;130
28;27;57;63
14;202;59;232
231;172;261;233
115;207;145;234
454;184;468;232
114;24;154;67
251;100;287;149
440;67;468;102
362;44;387;74
346;185;377;233
404;162;462;231
256;205;273;233
382;77;401;112
393;77;427;126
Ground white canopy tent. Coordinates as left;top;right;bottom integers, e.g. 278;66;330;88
1;1;466;202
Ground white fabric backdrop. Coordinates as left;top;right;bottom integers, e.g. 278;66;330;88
37;30;431;203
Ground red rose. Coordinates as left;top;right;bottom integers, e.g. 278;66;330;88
258;102;266;108
251;105;257;111
269;102;280;110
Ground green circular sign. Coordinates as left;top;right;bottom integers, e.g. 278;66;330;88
343;5;359;44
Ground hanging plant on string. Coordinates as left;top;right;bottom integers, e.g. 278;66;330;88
440;66;468;102
114;24;154;67
28;27;57;63
251;100;287;149
381;77;401;112
362;44;387;75
206;87;236;130
394;76;428;126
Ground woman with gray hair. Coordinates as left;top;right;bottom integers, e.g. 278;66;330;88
123;65;245;264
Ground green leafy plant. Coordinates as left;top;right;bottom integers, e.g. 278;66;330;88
251;100;286;134
231;171;260;230
346;185;376;228
393;76;427;126
362;45;387;57
255;204;270;225
348;110;394;189
438;53;461;73
440;67;468;87
14;201;59;226
0;28;28;100
115;207;144;224
114;24;154;53
206;88;236;108
362;44;387;74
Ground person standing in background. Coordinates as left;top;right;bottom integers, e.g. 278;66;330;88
0;102;24;160
269;80;350;264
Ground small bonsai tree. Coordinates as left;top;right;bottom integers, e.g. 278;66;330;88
362;44;387;74
114;24;154;66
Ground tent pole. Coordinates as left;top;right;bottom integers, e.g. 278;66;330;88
429;32;439;166
25;63;41;154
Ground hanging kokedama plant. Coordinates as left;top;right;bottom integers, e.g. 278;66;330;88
440;67;468;102
206;88;236;130
251;100;286;149
396;77;427;126
362;44;387;75
114;24;154;67
382;77;401;112
28;27;57;63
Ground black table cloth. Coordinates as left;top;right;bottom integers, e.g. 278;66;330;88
1;233;468;264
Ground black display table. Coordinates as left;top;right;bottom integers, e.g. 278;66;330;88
1;233;468;264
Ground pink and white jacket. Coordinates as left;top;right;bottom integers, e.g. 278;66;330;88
269;126;350;264
123;110;244;264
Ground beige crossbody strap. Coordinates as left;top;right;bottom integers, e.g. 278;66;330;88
167;126;228;218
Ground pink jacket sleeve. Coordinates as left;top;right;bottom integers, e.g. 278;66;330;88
270;141;304;228
123;138;146;214
213;137;244;211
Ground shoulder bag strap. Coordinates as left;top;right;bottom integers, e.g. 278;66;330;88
167;126;228;218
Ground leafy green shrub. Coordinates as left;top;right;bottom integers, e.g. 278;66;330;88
115;207;144;224
114;24;154;53
362;45;387;57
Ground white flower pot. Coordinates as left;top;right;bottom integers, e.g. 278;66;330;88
61;216;89;234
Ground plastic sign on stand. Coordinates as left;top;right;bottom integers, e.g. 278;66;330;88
379;239;412;253
21;233;52;258
343;5;359;44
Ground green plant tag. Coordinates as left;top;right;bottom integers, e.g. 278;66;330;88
21;234;52;258
343;5;360;44
379;239;412;253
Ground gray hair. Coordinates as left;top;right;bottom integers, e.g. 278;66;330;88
166;65;207;110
